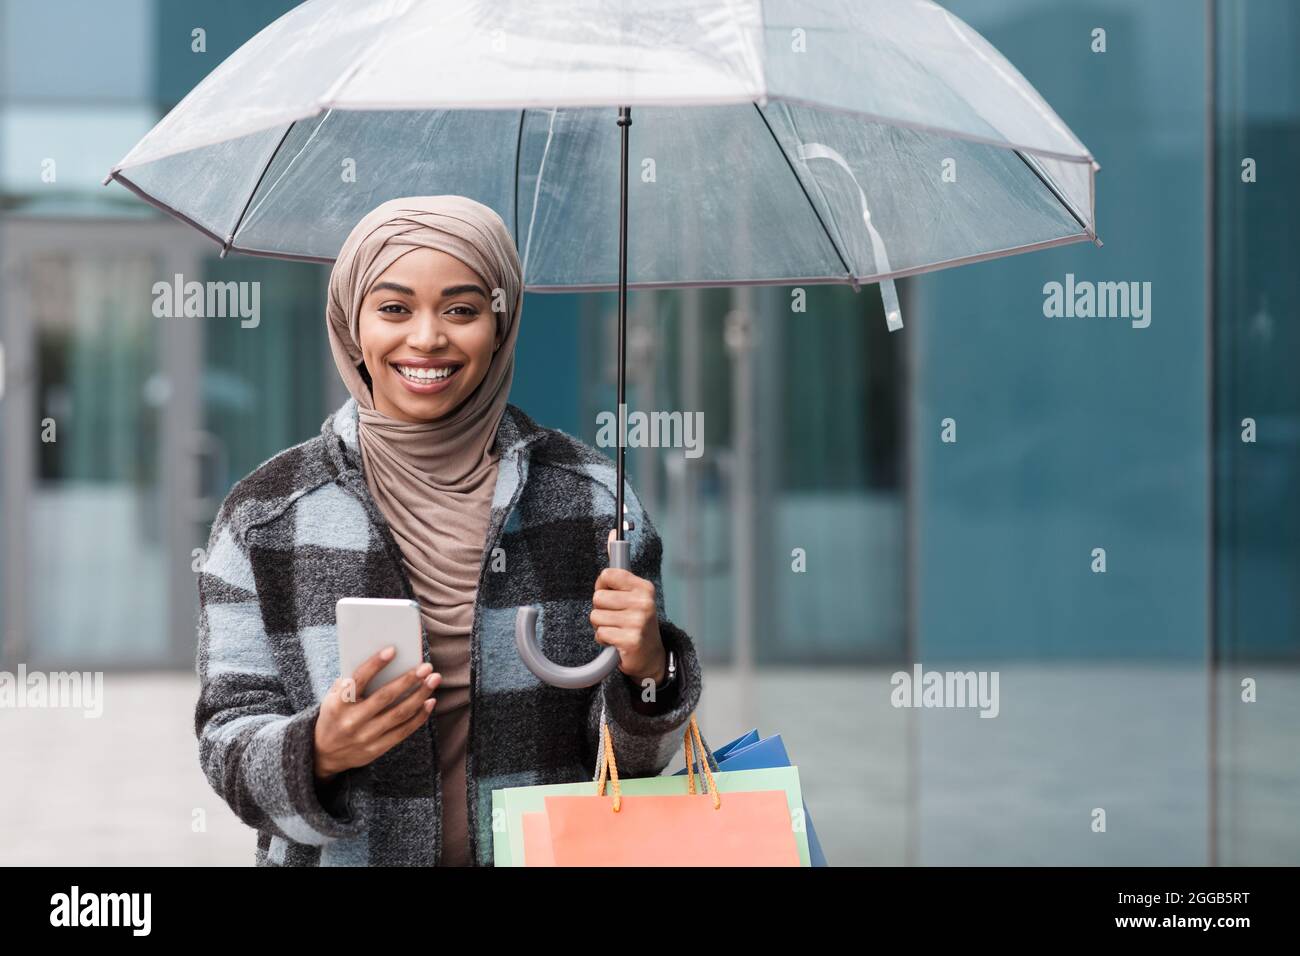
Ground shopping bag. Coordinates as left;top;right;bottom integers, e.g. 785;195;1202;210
521;810;556;866
498;764;811;866
673;729;829;867
523;714;801;866
710;728;760;760
492;713;811;866
534;789;798;865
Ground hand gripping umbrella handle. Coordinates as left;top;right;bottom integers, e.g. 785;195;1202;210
515;539;629;688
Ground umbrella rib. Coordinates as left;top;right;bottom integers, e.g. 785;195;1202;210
752;102;856;288
512;109;525;251
1013;149;1094;240
520;108;559;282
220;119;297;257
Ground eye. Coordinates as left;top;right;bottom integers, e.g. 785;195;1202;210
378;303;409;315
446;305;480;318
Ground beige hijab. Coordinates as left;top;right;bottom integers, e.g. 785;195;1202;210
325;193;523;678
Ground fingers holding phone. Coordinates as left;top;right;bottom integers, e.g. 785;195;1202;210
315;648;440;781
315;597;437;781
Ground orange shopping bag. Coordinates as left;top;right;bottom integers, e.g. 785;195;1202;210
521;811;557;866
524;712;800;866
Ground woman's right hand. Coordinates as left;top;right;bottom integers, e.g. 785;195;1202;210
313;646;441;780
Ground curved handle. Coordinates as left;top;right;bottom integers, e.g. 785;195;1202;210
514;538;630;688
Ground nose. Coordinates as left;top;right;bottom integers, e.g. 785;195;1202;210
406;310;448;351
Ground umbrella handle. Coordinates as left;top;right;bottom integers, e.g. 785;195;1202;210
514;539;628;688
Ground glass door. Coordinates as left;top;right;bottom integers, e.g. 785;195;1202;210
1;218;205;670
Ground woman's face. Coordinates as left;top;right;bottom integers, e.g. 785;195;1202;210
358;246;502;423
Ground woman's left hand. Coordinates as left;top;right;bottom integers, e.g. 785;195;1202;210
590;529;667;684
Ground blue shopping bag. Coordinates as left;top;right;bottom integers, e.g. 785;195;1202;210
710;728;759;761
674;728;828;867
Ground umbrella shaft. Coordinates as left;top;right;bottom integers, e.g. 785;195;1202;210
615;106;630;543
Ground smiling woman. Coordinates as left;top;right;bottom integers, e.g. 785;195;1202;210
193;195;703;867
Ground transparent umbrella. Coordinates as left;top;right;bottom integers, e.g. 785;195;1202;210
105;0;1101;687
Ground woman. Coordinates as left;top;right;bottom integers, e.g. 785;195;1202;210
194;195;703;867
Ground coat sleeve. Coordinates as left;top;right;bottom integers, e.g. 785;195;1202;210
193;504;371;845
584;493;704;780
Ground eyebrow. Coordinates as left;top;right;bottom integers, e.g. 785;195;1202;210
440;283;489;299
369;281;488;299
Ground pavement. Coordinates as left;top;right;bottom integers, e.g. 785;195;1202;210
1;664;1294;865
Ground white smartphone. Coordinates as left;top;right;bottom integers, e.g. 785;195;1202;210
335;597;424;701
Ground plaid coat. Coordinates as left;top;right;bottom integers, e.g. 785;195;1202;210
194;397;704;866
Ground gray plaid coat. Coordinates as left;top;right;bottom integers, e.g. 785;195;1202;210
194;397;703;866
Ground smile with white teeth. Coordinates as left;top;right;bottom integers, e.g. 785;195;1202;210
394;364;459;382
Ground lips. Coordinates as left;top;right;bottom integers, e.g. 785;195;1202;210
391;361;462;393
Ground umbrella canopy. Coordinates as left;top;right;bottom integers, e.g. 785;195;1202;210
106;0;1100;687
106;0;1099;304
